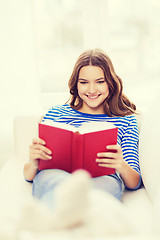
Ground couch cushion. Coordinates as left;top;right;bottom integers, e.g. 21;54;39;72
14;116;40;162
139;94;160;203
0;157;152;237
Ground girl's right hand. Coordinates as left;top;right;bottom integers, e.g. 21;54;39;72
29;138;52;169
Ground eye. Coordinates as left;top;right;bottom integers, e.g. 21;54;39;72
97;80;105;84
79;81;88;84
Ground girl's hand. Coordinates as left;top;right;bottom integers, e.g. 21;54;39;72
96;144;126;174
29;138;52;169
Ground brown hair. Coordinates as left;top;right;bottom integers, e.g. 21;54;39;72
68;48;137;117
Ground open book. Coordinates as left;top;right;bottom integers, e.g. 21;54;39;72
38;121;118;177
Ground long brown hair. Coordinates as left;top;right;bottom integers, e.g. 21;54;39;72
68;48;137;117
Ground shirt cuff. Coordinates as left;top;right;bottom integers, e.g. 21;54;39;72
25;178;33;183
125;173;142;191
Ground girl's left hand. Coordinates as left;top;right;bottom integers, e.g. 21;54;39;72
96;144;125;174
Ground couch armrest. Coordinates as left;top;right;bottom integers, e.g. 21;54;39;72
14;116;41;163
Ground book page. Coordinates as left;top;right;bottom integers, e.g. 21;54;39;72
41;119;116;134
41;120;76;132
78;122;116;134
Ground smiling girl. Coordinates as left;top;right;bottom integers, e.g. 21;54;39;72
77;65;109;114
24;49;142;229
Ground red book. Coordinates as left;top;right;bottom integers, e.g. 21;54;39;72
38;122;118;177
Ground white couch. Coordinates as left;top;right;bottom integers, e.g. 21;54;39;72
0;92;160;240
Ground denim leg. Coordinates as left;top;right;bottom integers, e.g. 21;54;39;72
32;170;123;211
91;174;123;201
32;169;70;209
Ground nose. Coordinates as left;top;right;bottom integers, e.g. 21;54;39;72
88;83;96;94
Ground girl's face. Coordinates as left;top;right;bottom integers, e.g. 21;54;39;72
77;65;109;114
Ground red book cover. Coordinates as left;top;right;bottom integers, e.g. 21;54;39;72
38;122;118;177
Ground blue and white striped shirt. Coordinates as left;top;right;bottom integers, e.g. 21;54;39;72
42;104;141;179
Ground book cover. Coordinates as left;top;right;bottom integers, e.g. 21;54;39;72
38;122;118;177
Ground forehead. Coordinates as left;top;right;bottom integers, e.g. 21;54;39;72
79;66;104;79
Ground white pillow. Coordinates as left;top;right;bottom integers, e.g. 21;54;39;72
139;95;160;203
152;187;160;234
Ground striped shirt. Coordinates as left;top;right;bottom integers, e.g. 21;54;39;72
42;104;141;178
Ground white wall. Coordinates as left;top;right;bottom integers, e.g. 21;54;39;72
0;0;160;167
0;0;41;166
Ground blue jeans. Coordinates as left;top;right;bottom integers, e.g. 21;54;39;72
32;169;123;210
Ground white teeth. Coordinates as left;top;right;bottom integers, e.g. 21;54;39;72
88;95;99;99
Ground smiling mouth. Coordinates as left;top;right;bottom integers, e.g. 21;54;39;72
86;94;101;99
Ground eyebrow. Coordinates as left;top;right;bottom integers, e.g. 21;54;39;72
78;77;105;81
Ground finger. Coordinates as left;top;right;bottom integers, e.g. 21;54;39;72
98;163;116;169
31;153;49;161
32;149;52;160
32;138;46;145
96;158;122;166
38;149;52;159
96;158;116;164
106;144;121;151
30;142;52;155
33;144;52;155
97;152;118;159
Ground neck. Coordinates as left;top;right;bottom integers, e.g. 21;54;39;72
78;105;105;115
